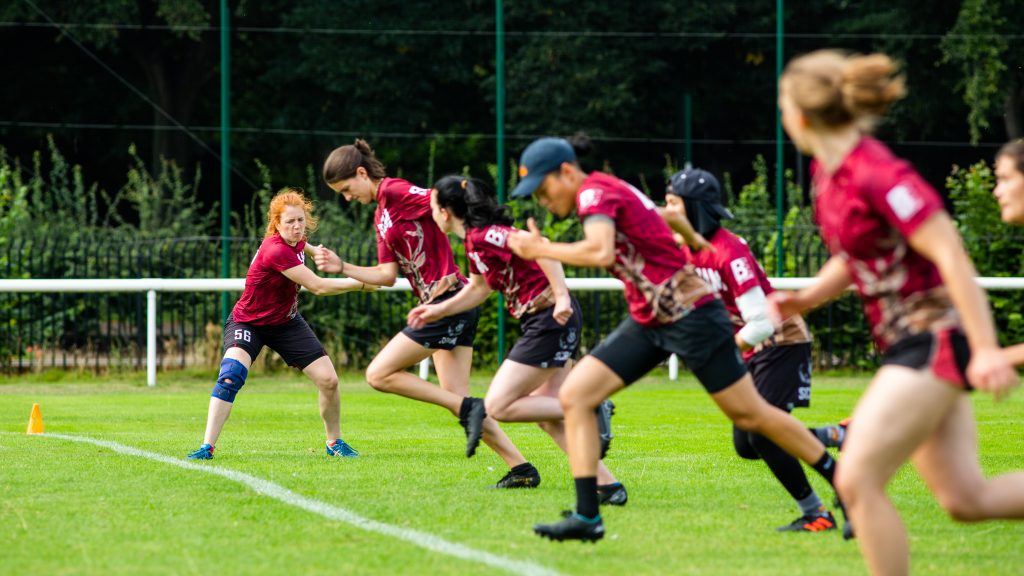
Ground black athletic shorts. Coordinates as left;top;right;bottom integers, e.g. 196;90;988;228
881;328;971;389
401;291;480;350
223;314;326;370
507;297;583;368
589;299;747;393
747;342;812;411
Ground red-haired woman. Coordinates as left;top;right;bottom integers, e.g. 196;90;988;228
317;140;536;487
773;50;1022;575
187;188;370;460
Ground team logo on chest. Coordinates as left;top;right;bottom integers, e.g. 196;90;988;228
695;266;724;293
377;208;394;238
468;251;489;273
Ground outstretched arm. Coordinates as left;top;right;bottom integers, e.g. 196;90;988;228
508;217;616;268
281;264;374;296
657;206;712;251
313;245;398;287
407;274;493;329
768;255;852;324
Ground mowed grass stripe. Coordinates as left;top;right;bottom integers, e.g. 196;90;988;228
31;432;562;576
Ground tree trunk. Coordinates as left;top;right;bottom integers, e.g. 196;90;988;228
1005;81;1024;141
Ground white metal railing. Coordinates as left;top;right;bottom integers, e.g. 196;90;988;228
5;277;1024;386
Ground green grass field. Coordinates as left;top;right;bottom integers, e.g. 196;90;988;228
1;369;1022;575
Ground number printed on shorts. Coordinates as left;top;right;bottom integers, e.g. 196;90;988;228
234;329;252;343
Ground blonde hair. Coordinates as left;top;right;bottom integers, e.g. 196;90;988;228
782;50;906;132
265;187;318;239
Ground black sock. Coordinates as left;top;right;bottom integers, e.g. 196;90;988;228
458;397;473;422
511;462;535;475
750;433;815;501
811;452;836;486
575;477;599;519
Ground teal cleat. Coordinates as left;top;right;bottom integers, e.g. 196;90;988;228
187;443;214;460
326;438;359;458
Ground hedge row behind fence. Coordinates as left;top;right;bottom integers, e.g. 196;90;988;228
0;228;876;375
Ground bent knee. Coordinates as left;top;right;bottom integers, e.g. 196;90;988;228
938;492;988;523
484;398;512;421
315;374;339;392
365;366;394;392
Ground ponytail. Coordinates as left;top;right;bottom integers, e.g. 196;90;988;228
782;50;905;132
433;175;513;229
322;138;387;184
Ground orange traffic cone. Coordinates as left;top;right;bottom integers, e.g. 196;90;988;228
26;403;44;434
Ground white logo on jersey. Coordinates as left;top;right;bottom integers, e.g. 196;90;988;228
377;208;394;238
626;183;656;209
579;188;601;209
885;184;924;222
695;266;724;293
484;226;509;248
408;186;430;196
468;251;489;273
297;251;305;264
730;258;754;284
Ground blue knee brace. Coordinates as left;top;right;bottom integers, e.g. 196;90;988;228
212;358;248;403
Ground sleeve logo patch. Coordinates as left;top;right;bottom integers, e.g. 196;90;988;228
730;257;754;284
484;226;509;248
408;186;430;196
579;188;601;209
885;184;924;222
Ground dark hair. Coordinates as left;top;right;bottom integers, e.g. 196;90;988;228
322;138;387;184
433;175;513;229
568;131;593;160
997;140;1024;175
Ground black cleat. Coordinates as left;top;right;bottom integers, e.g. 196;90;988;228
495;464;541;489
459;397;486;458
597;483;628;506
534;513;604;542
596;400;615;459
776;509;837;533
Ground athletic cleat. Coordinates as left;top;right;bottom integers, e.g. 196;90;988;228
187;443;214;460
596;399;615;459
776;509;836;532
460;397;486;458
597;483;628;506
495;464;541;489
325;438;359;458
534;513;605;542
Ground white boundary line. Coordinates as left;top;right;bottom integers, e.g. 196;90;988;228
33;433;563;576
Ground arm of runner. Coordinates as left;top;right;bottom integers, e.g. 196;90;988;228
508;217;616;268
407;273;492;329
313;245;398;287
768;256;852;325
280;263;372;296
1003;343;1024;367
734;286;774;352
536;257;573;325
657;205;713;252
908;212;1019;398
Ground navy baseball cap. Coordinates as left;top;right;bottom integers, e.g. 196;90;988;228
668;168;733;220
510;138;576;199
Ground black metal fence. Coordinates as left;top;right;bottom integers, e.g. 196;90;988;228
0;228;876;374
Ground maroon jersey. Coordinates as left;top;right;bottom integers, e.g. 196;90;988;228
683;228;810;359
465;224;555;319
374;178;465;304
576;172;715;327
812;137;957;351
233;234;307;326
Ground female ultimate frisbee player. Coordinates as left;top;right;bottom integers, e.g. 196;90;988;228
666;167;838;533
506;134;842;542
317;139;538;488
187;188;369;460
407;175;627;503
772;50;1022;575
